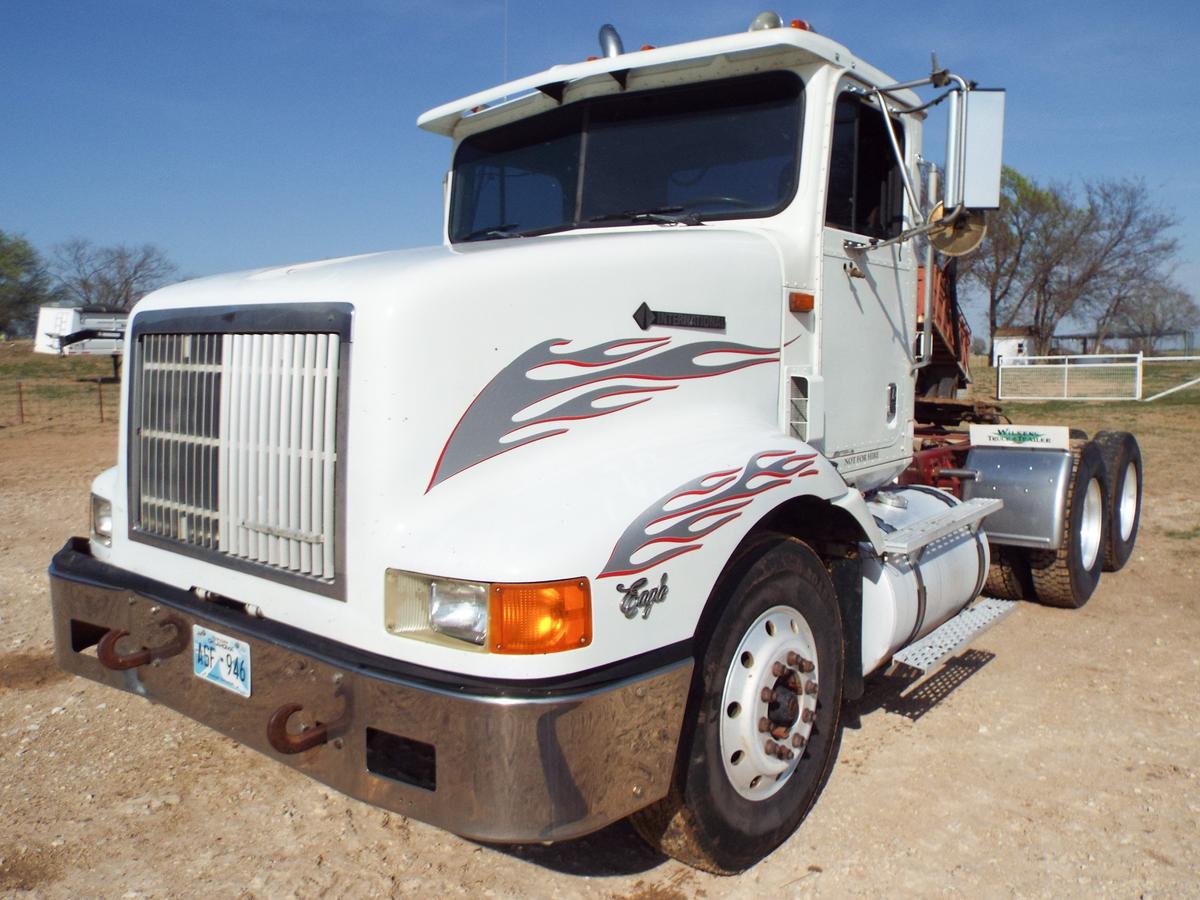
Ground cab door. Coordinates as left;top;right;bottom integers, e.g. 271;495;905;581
818;89;917;481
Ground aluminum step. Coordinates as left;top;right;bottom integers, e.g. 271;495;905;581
891;596;1019;675
881;497;1003;557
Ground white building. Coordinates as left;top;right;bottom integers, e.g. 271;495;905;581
991;326;1036;366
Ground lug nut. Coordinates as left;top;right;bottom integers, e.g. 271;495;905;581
798;658;815;673
805;680;818;695
770;725;789;740
786;651;799;667
776;745;789;760
801;708;815;723
758;717;770;733
791;733;806;749
761;687;773;703
764;740;778;755
771;661;786;678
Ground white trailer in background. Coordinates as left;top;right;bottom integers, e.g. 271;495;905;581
33;305;126;357
48;12;1143;875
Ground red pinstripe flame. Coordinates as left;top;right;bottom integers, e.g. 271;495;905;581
598;452;823;579
599;544;705;579
529;337;671;370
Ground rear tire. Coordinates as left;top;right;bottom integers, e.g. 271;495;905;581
1028;442;1108;608
1093;431;1142;572
984;546;1031;600
630;535;843;874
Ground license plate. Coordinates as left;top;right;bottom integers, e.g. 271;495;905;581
193;625;251;698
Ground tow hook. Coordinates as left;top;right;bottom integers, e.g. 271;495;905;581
97;614;188;670
266;685;353;754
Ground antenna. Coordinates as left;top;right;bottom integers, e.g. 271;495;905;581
503;0;509;83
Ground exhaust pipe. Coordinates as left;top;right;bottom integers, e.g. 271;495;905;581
598;24;624;58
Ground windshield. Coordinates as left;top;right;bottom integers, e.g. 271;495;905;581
449;72;804;242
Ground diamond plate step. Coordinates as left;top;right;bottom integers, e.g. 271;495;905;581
881;497;1003;556
891;596;1019;675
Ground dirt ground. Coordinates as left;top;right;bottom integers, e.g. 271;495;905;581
2;406;1198;898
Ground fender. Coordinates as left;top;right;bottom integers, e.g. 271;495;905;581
410;405;882;674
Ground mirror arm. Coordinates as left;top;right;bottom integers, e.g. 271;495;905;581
872;91;924;229
916;167;940;369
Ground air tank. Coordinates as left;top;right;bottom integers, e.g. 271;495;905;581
860;486;990;675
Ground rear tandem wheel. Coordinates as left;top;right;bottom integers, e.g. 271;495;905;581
1027;441;1109;608
1092;430;1143;572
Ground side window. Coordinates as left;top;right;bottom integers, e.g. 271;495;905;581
825;93;905;239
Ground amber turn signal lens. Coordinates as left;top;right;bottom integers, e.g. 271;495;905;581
789;291;815;312
489;578;591;654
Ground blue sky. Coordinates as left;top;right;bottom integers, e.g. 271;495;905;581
4;0;1198;328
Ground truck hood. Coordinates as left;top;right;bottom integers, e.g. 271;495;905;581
119;226;811;679
135;227;785;314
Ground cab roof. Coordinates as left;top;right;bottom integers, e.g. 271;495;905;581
416;26;915;137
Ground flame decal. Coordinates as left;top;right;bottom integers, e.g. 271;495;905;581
599;451;818;578
428;337;778;490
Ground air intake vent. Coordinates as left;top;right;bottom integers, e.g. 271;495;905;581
130;307;349;595
789;375;809;441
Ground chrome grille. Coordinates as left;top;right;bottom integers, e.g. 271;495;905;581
136;334;223;548
133;330;341;584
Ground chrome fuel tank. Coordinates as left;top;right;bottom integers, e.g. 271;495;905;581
860;486;990;674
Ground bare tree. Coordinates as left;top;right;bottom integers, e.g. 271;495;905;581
52;239;178;311
958;168;1072;356
1074;180;1179;348
962;170;1182;355
1116;283;1200;353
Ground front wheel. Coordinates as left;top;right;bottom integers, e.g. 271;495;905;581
631;535;843;873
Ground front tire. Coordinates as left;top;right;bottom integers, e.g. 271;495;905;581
631;535;843;874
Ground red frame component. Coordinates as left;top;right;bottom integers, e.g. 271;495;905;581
899;442;972;498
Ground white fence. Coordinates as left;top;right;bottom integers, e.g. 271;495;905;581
998;353;1200;402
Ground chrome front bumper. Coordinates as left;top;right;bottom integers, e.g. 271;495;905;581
48;539;692;843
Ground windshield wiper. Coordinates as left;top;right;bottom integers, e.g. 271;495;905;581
461;223;526;241
586;207;704;227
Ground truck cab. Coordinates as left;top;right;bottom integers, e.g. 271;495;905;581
49;14;1140;874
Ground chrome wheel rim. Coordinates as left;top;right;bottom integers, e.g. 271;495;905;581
1080;477;1104;571
1118;461;1138;542
719;604;819;801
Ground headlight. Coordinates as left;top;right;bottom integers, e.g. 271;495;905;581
429;579;490;644
385;571;490;649
91;494;113;546
385;569;591;653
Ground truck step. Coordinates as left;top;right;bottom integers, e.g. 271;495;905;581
890;596;1018;675
881;497;1002;557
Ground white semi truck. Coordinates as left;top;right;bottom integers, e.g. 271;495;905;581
50;15;1144;873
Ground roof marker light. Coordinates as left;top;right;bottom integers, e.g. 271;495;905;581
748;11;783;31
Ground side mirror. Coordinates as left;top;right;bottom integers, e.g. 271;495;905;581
945;88;1005;211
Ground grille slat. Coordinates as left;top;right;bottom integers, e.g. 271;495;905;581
133;329;341;585
321;336;340;578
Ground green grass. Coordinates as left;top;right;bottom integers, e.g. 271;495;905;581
0;341;120;426
1164;526;1200;541
0;340;116;380
967;354;1200;430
